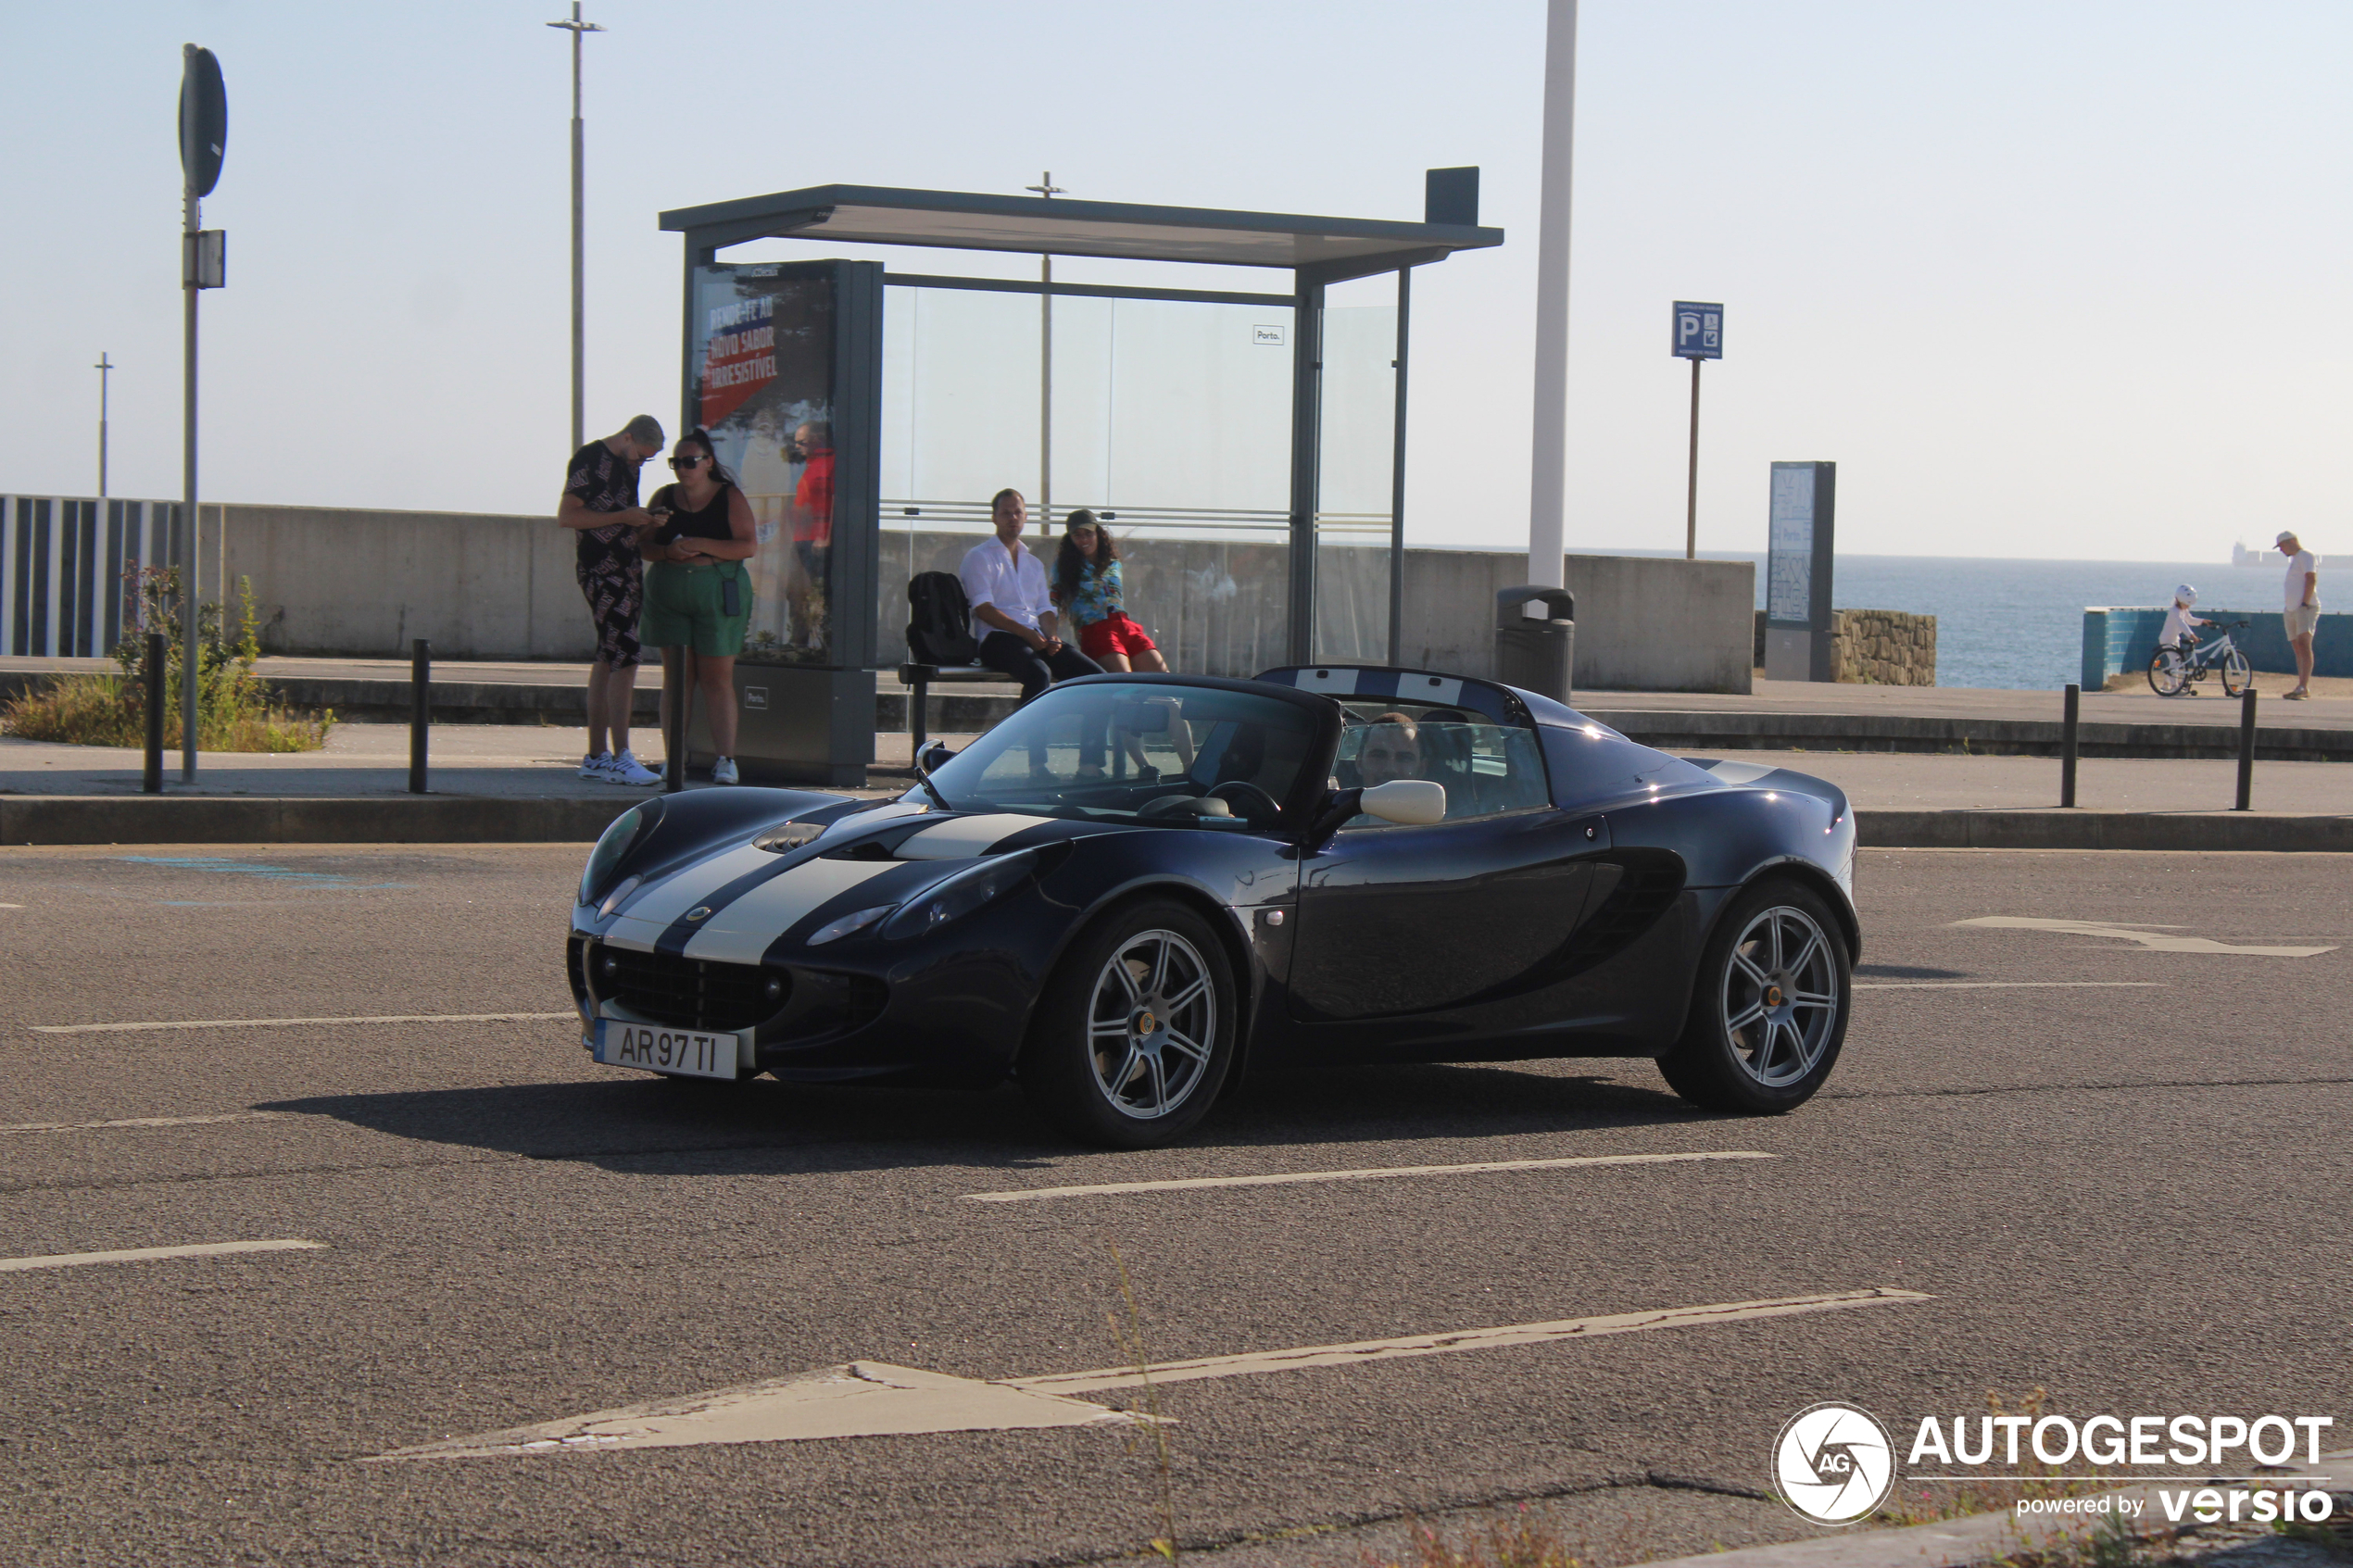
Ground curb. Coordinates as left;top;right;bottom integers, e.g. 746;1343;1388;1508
0;794;631;846
1855;809;2353;852
0;796;2346;850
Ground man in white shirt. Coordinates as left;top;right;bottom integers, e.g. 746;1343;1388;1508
2276;530;2322;699
958;488;1103;700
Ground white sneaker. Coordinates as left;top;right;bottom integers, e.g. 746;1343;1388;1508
579;751;613;780
608;749;662;785
711;757;740;785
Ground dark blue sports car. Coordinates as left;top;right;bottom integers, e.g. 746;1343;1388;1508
567;666;1859;1148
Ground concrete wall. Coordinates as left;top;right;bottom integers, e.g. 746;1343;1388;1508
191;503;1753;693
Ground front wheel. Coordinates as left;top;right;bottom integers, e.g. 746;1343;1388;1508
1657;879;1852;1113
2148;646;2190;696
2221;648;2250;697
1020;900;1238;1148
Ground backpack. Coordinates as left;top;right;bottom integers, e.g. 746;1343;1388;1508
905;571;980;666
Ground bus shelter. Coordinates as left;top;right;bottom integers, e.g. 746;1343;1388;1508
656;177;1503;784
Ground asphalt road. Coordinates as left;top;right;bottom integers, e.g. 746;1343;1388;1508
0;845;2347;1567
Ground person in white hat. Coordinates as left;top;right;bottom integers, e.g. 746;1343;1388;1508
2275;531;2321;699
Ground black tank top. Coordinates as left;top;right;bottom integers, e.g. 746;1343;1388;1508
652;482;736;546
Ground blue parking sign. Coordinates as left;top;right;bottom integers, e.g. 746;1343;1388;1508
1672;301;1722;359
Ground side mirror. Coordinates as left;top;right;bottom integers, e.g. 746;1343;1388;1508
918;741;954;772
1360;779;1445;825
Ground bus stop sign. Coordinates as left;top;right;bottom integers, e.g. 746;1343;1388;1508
1672;301;1721;359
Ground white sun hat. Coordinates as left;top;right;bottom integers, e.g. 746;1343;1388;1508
2276;530;2299;546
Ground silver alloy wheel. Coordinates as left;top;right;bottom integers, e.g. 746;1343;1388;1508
1720;904;1840;1088
1087;928;1216;1121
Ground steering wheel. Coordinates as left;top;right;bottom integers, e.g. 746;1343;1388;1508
1206;781;1283;825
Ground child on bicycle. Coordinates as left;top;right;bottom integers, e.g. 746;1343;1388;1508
2159;584;2209;648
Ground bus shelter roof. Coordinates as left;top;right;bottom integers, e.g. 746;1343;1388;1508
658;183;1502;281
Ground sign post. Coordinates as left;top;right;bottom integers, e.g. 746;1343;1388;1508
1765;460;1837;683
179;44;227;782
1670;301;1721;559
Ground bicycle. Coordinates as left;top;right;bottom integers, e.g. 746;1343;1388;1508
2147;621;2251;696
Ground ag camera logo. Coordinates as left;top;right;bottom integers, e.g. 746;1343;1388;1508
1775;1403;1895;1524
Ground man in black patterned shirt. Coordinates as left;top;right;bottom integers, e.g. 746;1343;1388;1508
557;414;665;784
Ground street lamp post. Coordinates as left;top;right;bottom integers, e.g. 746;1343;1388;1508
547;4;604;453
1026;172;1064;524
94;352;114;499
1526;0;1578;592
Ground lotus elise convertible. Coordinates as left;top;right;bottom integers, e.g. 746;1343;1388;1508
566;666;1859;1148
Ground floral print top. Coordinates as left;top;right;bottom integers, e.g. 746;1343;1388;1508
1057;558;1125;628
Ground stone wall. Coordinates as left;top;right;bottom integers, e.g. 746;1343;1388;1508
1752;609;1938;685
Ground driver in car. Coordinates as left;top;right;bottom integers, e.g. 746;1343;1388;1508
1358;713;1422;786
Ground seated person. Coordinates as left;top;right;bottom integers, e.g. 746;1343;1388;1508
1357;713;1421;787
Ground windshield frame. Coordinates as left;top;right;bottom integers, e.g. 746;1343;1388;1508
906;673;1343;834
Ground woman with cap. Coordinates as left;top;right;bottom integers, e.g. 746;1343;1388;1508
1051;511;1170;672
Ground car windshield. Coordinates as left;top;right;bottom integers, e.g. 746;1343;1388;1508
912;682;1318;830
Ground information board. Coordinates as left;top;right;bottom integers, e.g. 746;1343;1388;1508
1767;463;1817;626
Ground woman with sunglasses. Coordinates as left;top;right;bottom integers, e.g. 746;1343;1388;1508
1051;510;1169;672
641;429;757;784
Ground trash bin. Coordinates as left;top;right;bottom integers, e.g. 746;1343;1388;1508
1495;586;1575;702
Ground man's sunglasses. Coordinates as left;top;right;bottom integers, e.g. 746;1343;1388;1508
668;455;707;470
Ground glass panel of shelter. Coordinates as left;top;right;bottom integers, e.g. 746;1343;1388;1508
875;282;1296;679
1313;278;1402;668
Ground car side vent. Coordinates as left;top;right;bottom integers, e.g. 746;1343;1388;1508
1555;851;1686;975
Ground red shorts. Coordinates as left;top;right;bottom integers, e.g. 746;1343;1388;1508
1079;612;1156;660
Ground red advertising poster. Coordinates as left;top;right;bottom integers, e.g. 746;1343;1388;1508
698;293;778;428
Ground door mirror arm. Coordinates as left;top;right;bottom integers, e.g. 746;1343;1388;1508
1302;787;1364;848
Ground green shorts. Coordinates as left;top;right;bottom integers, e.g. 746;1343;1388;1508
641;560;752;658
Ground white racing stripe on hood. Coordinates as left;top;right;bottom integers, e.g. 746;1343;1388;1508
682;859;902;964
1702;759;1779;785
618;842;779;928
896;814;1043;860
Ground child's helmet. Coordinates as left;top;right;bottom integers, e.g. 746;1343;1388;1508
2174;583;2198;606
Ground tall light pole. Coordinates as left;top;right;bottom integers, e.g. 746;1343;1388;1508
1026;172;1064;524
94;353;114;499
1526;0;1578;592
548;4;604;452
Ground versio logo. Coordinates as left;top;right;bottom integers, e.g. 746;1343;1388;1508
1775;1403;1896;1524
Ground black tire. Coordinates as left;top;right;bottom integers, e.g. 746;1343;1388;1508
2147;647;2189;696
1657;878;1852;1114
1020;898;1238;1148
2221;649;2250;697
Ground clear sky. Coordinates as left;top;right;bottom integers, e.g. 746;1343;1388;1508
3;1;2345;562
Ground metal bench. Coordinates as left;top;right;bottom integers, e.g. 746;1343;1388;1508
897;661;1006;755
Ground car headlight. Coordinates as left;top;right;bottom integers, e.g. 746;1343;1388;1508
808;903;896;946
579;799;662;906
880;850;1041;939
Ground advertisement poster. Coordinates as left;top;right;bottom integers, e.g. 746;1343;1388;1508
1768;461;1817;626
688;264;837;665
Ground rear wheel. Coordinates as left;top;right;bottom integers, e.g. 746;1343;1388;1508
2221;648;2251;696
1021;899;1237;1148
1657;879;1851;1113
2148;646;2190;696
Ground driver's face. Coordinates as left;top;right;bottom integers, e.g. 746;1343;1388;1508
1359;725;1419;786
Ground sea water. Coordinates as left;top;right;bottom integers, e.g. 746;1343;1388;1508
1716;553;2297;691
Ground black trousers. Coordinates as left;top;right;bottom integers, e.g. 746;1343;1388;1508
977;631;1103;699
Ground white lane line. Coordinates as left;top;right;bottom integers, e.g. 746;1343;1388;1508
0;1111;289;1135
964;1150;1775;1203
1954;916;2338;959
0;1239;326;1274
378;1286;1930;1458
1007;1286;1933;1397
30;1011;574;1035
1855;981;2163;990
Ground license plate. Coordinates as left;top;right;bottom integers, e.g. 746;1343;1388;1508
594;1021;741;1080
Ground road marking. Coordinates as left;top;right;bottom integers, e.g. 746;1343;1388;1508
1854;981;2163;990
1007;1286;1932;1396
0;1111;289;1135
375;1361;1148;1459
964;1150;1776;1203
383;1286;1929;1458
30;1011;574;1035
1955;915;2337;958
0;1239;325;1274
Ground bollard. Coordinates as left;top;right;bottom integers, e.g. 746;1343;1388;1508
2059;683;2079;808
662;654;687;794
143;632;167;794
2234;686;2257;810
409;639;430;795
